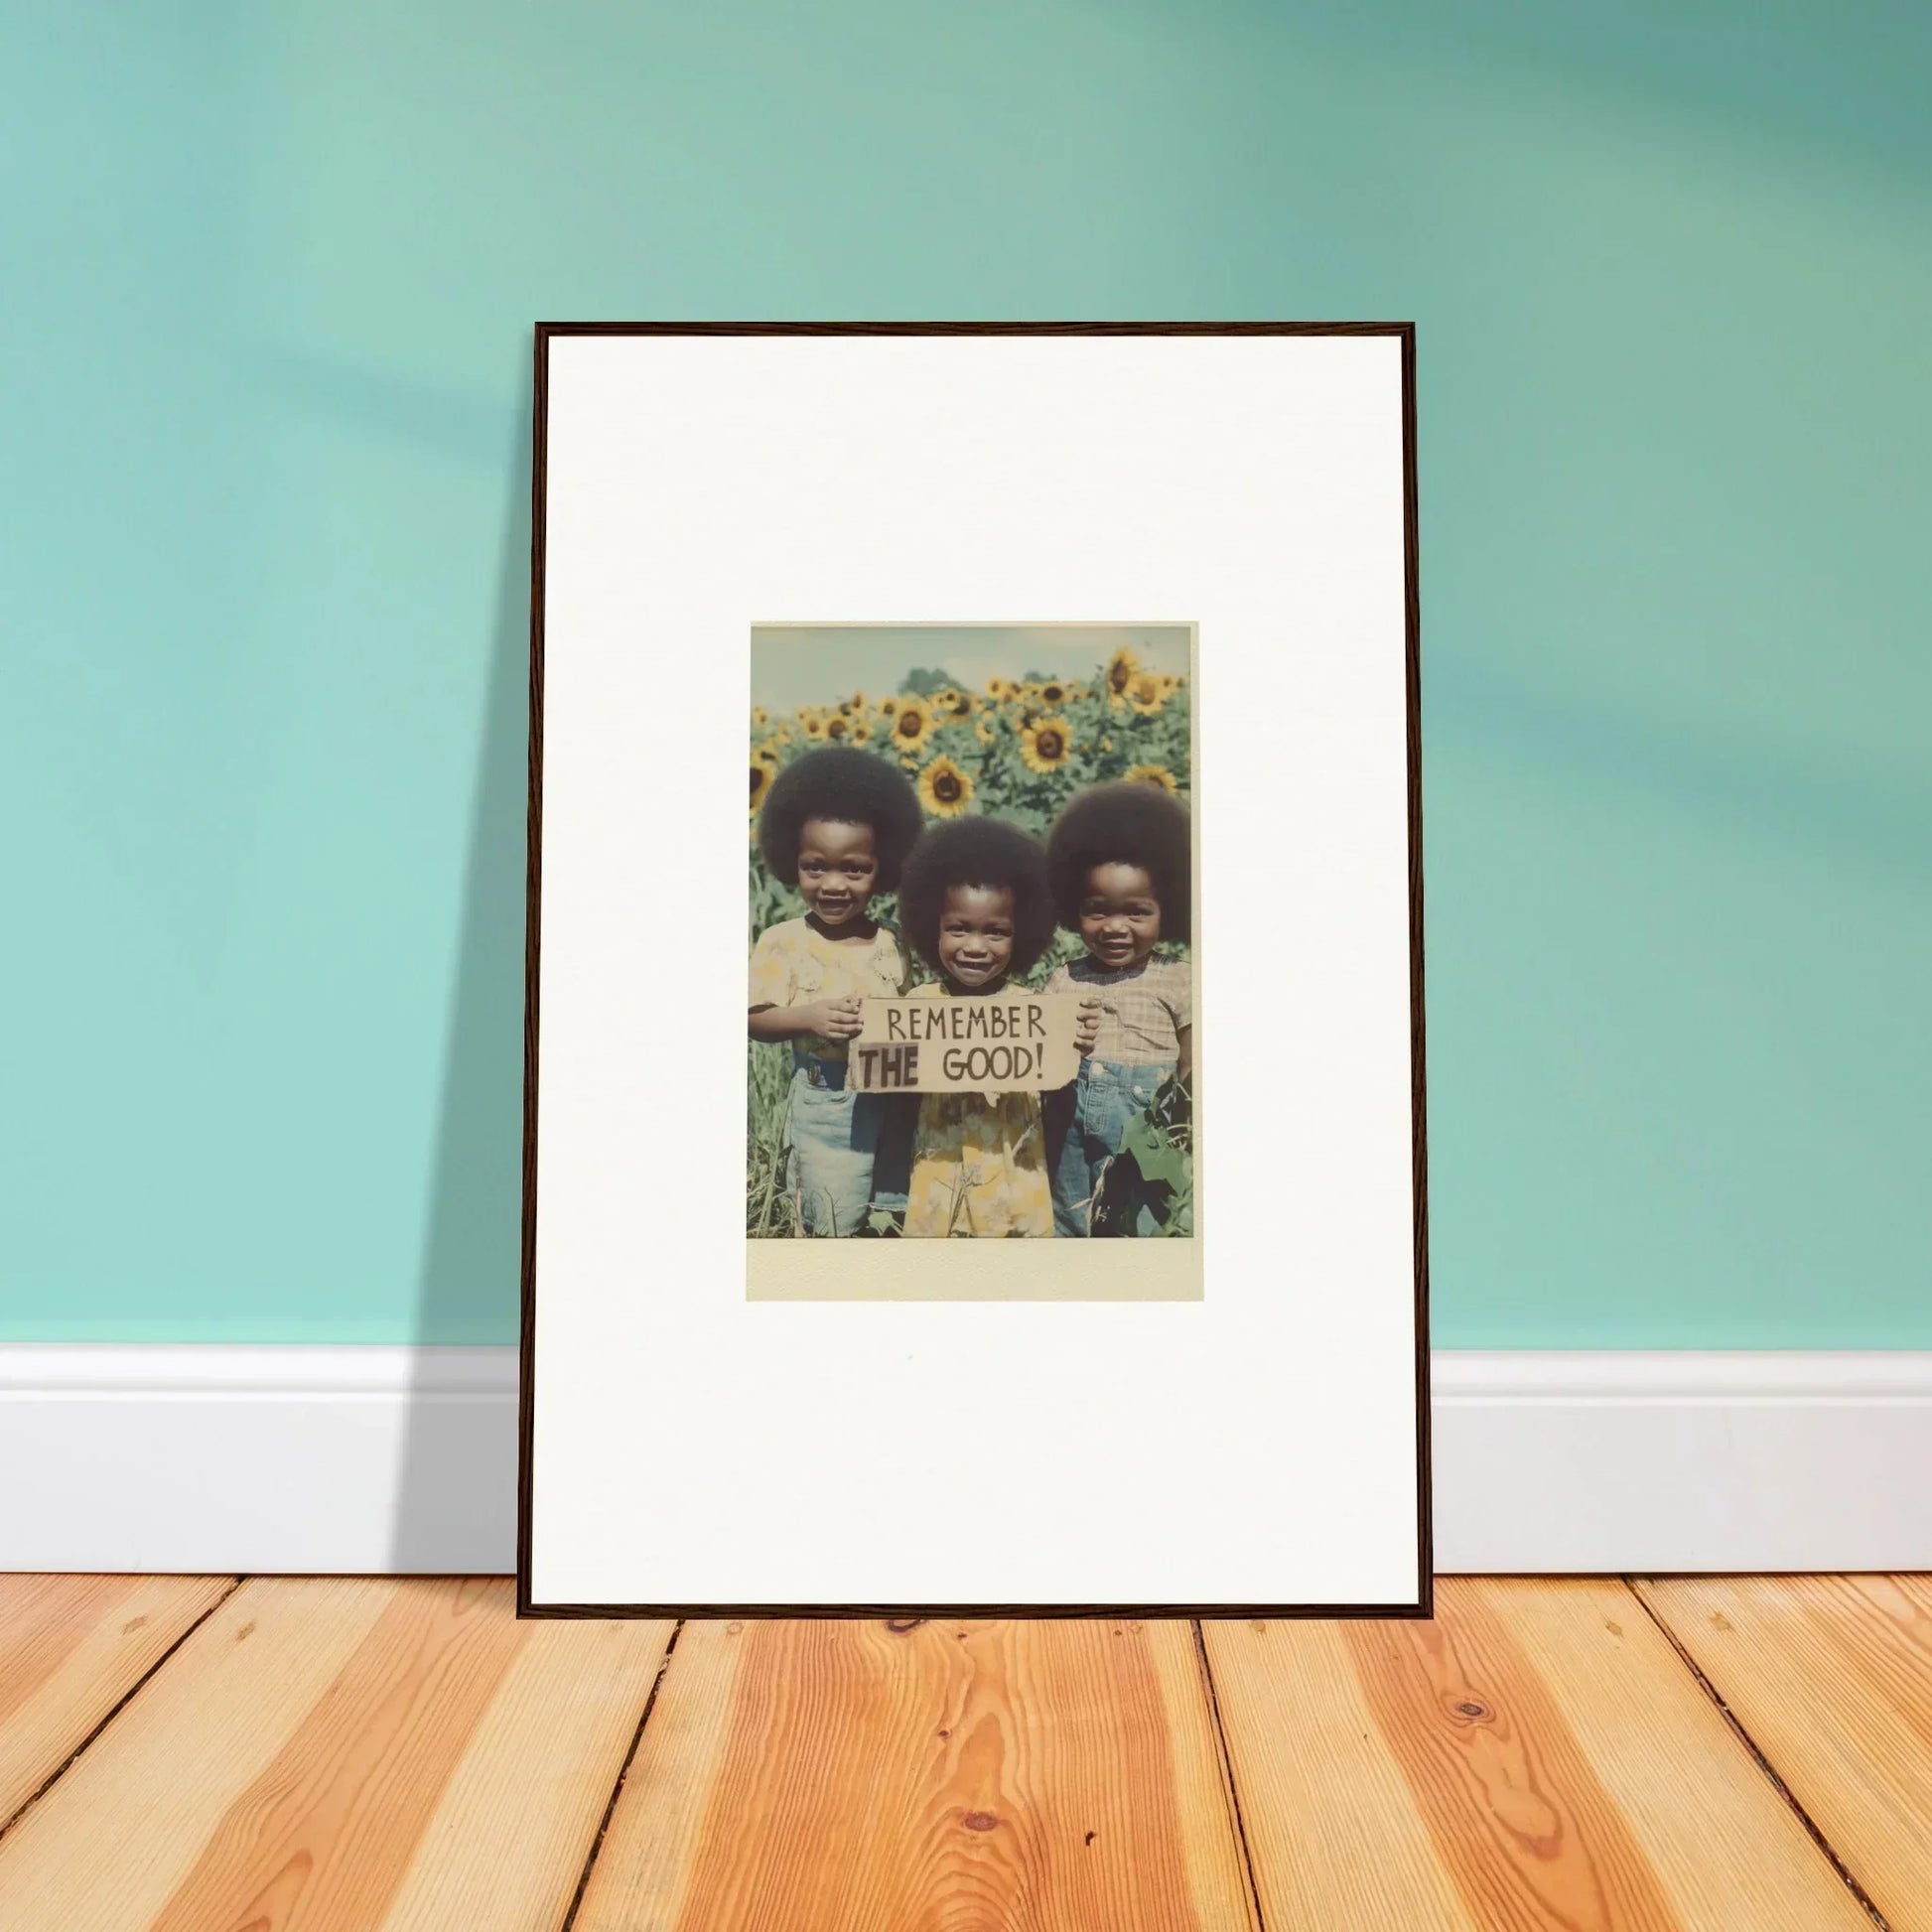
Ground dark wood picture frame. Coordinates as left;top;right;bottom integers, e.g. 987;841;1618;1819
517;322;1431;1620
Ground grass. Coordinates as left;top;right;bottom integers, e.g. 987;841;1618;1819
746;1040;797;1238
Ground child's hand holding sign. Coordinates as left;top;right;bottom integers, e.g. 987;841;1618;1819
1074;995;1102;1057
802;994;865;1043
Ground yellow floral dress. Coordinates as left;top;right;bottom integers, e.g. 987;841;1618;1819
902;981;1054;1238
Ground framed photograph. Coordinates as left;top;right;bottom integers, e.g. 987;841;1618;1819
521;324;1429;1617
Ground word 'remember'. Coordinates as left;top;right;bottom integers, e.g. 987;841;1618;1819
881;1001;1049;1041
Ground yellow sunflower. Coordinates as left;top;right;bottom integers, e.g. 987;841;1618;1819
889;696;936;756
849;722;872;745
757;736;786;764
1126;670;1166;716
1104;645;1139;700
974;714;999;748
916;756;975;817
800;711;828;740
1125;762;1178;794
879;696;898;717
1020;714;1074;774
933;686;975;723
1035;678;1069;707
847;689;868;711
984;675;1017;702
822;712;852;741
752;705;769;728
750;758;776;815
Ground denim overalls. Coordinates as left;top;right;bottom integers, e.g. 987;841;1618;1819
785;1048;913;1236
1048;1055;1175;1237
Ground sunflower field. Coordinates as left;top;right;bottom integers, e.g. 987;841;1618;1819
748;644;1192;1237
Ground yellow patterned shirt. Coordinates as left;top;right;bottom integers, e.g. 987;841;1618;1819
748;918;910;1061
902;980;1054;1238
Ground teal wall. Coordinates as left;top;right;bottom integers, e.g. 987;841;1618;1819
4;4;1928;1346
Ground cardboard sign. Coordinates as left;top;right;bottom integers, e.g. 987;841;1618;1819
848;993;1082;1094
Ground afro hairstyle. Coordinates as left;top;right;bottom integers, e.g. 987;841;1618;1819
1045;781;1192;942
897;816;1058;979
757;745;924;891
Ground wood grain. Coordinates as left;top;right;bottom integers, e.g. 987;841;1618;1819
0;1577;671;1931
1638;1573;1932;1927
1203;1579;1869;1929
2;1575;1915;1930
0;1574;234;1831
374;1598;673;1932
575;1615;1257;1931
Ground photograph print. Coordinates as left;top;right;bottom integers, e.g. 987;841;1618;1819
748;623;1199;1299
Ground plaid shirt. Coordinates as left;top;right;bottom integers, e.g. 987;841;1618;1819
1043;955;1191;1066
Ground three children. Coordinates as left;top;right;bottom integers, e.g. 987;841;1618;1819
750;750;1192;1239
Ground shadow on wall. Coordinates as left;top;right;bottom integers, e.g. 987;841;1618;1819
388;362;532;1573
1086;0;1932;186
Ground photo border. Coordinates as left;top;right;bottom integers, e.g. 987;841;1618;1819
517;322;1430;1620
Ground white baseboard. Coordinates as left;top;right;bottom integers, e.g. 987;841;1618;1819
1432;1351;1932;1574
3;1346;1928;1577
0;1346;516;1577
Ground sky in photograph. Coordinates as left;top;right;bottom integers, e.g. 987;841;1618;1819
751;624;1191;713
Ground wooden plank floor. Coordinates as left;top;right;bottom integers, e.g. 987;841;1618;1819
1638;1576;1932;1931
0;1578;1921;1929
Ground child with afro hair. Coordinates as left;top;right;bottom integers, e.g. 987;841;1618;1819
1042;781;1193;1236
750;746;925;1235
895;815;1060;1237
